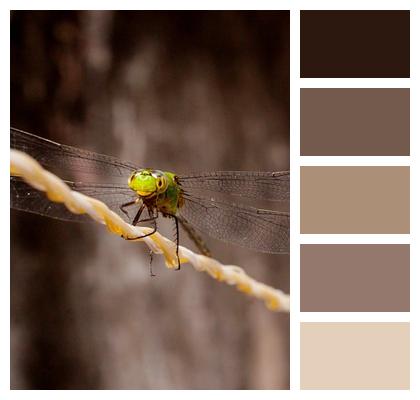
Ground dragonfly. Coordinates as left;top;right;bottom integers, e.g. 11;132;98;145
10;127;289;271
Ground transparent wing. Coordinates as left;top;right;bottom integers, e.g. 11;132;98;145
179;193;289;254
11;127;139;182
11;177;138;222
178;171;289;201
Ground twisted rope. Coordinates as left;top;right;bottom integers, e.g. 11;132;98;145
10;149;290;312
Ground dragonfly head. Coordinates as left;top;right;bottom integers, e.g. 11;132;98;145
128;169;168;197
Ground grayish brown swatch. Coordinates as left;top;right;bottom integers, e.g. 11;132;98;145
300;166;410;233
300;89;410;156
300;244;410;312
301;322;410;389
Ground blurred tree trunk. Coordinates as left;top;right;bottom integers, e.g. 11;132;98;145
11;10;289;389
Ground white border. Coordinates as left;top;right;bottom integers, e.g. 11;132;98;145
300;313;411;323
1;2;10;397
4;0;417;11
2;0;419;399
300;235;411;244
289;7;300;391
301;79;410;88
300;157;411;166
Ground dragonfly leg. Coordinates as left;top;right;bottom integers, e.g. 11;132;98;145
149;249;156;277
132;203;146;226
160;212;181;270
174;216;181;270
133;206;158;226
120;198;140;220
124;207;158;241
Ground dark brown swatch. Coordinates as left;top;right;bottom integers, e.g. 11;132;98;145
300;89;410;156
300;166;410;233
300;244;410;312
300;11;410;78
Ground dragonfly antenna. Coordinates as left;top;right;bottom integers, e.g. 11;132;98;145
10;149;290;312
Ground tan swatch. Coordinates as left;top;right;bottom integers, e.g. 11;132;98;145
301;166;410;233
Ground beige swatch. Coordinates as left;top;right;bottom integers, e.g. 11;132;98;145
301;166;410;233
301;322;410;389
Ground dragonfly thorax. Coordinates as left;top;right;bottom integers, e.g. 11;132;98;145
128;169;169;197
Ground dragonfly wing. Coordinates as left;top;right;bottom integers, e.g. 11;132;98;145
11;177;138;222
178;171;289;201
179;193;289;254
11;127;139;182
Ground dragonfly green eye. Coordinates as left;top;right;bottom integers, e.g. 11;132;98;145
128;170;157;196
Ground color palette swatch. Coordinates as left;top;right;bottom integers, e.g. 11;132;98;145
299;9;410;390
300;10;410;78
301;244;410;312
300;323;410;389
301;166;410;234
301;89;410;156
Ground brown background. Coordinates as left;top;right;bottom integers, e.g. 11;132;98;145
10;11;290;389
300;244;410;312
301;322;410;389
300;10;410;78
300;88;410;156
300;166;410;234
